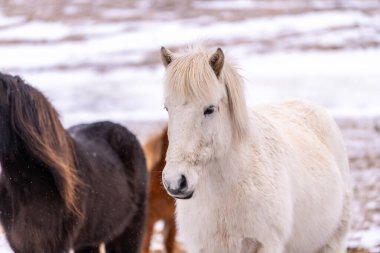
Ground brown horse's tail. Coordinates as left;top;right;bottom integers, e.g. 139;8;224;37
8;75;81;215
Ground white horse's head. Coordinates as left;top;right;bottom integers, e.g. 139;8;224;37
161;46;249;199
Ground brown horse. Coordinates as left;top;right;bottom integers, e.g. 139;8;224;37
142;126;176;253
0;73;147;253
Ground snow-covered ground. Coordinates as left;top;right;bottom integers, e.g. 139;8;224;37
1;0;380;126
0;0;380;252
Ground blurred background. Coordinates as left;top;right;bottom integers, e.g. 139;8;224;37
0;0;379;252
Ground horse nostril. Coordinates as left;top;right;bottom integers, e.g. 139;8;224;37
179;175;187;190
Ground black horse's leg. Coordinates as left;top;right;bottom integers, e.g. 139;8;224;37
74;246;100;253
105;207;146;253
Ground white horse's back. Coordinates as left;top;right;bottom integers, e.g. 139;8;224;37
160;46;351;253
253;100;351;253
255;99;350;181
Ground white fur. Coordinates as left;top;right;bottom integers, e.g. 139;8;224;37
162;47;351;253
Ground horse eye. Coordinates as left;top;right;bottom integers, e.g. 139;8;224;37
164;106;168;112
204;105;215;116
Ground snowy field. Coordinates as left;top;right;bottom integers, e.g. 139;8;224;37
0;0;380;252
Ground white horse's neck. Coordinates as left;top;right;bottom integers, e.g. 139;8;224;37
200;133;256;199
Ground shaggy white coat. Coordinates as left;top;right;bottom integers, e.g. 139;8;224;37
161;46;351;253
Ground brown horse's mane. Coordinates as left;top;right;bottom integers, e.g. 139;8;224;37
9;76;80;214
143;127;166;172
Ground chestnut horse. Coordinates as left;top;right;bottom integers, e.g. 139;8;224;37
142;126;176;253
0;73;147;253
160;46;351;253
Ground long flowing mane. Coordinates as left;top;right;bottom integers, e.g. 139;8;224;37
164;46;249;141
7;75;80;214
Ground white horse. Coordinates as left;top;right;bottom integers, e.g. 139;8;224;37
160;46;351;253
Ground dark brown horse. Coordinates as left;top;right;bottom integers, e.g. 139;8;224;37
0;73;147;253
141;126;176;253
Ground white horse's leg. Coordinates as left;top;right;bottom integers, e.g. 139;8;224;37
317;194;351;253
317;224;349;253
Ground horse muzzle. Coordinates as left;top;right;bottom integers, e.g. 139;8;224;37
163;174;194;200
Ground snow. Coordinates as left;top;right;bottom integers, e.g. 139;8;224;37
349;227;380;251
362;228;380;248
241;50;380;117
193;0;258;9
194;0;380;10
150;221;166;251
0;0;380;252
4;50;377;128
0;9;379;125
0;22;71;40
1;11;378;69
101;8;138;19
0;11;23;28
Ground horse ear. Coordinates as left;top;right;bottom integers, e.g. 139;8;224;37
209;48;224;78
161;47;174;68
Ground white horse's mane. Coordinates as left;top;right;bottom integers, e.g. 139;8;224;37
162;45;351;253
164;46;249;141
